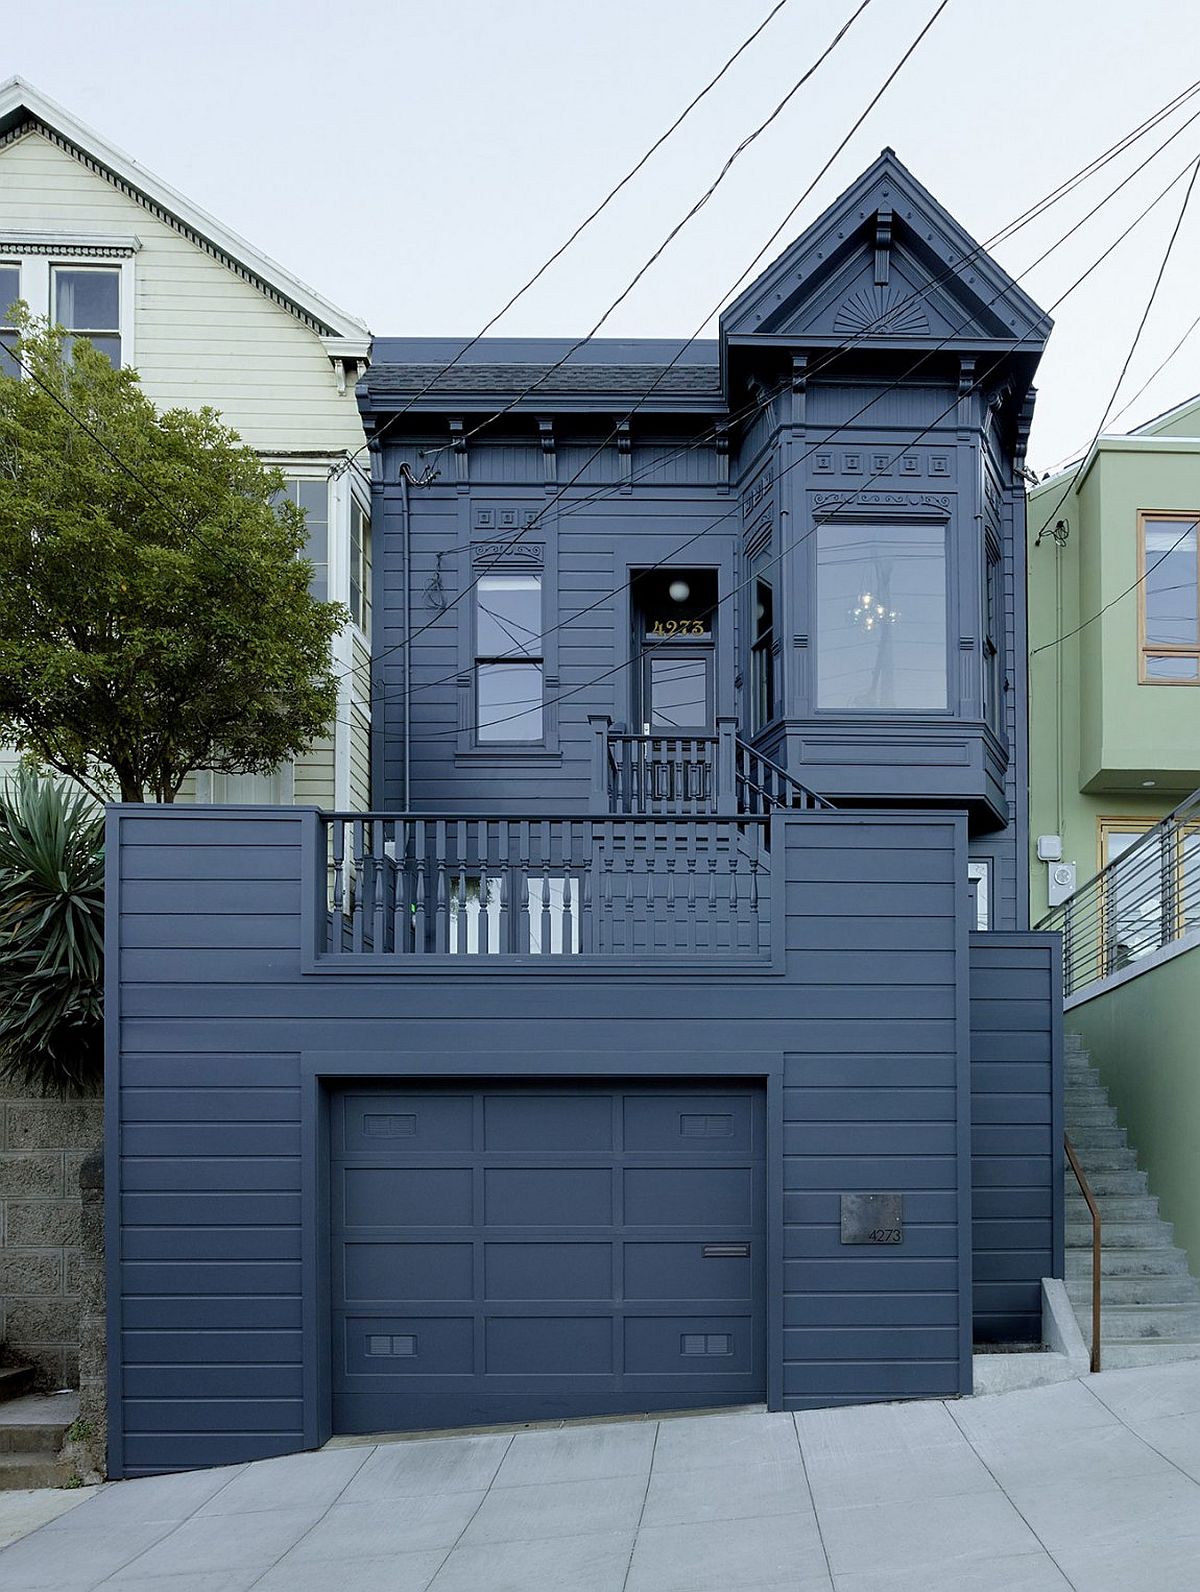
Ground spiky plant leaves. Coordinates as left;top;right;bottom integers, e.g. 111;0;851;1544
0;769;104;1096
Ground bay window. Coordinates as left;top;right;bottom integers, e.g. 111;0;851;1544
350;498;372;636
816;522;948;711
1;265;18;377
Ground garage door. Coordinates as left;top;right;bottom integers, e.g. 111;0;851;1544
330;1083;767;1433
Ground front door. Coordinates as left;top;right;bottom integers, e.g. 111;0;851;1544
632;568;717;733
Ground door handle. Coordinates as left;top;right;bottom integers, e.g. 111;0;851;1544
702;1243;750;1258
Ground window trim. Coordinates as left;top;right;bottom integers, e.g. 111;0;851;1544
811;512;955;717
474;571;546;747
1138;510;1200;685
0;252;135;368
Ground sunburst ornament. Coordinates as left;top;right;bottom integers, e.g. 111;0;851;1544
832;285;930;337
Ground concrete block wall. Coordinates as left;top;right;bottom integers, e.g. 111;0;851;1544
0;1083;104;1387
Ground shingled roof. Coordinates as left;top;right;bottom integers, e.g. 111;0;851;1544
362;360;725;407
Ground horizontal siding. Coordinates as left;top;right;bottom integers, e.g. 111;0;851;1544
969;932;1062;1343
0;131;363;452
108;808;982;1472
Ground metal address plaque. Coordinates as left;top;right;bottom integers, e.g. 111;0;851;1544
840;1193;904;1245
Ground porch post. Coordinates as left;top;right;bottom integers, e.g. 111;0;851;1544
589;714;613;813
716;716;738;815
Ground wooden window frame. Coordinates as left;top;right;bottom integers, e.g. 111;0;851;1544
1138;510;1200;685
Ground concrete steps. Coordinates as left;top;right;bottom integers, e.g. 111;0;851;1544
0;1389;77;1491
1065;1037;1200;1366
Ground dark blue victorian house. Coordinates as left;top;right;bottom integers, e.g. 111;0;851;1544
104;153;1064;1475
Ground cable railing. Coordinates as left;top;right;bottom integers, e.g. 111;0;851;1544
1036;789;1200;997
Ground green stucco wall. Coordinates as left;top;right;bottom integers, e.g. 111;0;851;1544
1068;944;1200;1276
1027;437;1200;922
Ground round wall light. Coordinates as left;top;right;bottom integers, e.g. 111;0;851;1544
668;579;691;603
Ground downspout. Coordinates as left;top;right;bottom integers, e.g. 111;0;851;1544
400;465;411;812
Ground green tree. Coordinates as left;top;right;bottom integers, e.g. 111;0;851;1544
0;313;345;802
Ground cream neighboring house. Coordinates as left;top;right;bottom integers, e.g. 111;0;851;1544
0;77;373;810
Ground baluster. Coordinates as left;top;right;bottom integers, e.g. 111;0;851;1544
371;819;386;953
706;844;718;953
412;821;426;955
539;820;552;955
329;818;345;953
498;819;512;954
685;822;698;955
434;821;448;953
666;843;677;953
624;836;636;957
350;819;365;953
476;820;490;956
600;826;613;956
517;819;531;954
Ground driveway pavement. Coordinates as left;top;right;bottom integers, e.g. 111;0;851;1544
3;1362;1200;1591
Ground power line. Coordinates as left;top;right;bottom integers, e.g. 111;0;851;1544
356;105;1200;714
333;69;1200;681
420;0;878;460
1105;305;1200;432
386;143;1199;743
349;0;952;688
1031;153;1200;568
334;0;796;476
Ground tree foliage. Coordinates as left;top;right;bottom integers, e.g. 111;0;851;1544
0;769;105;1096
0;313;345;801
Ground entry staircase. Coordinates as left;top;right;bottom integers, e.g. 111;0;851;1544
1065;1033;1200;1367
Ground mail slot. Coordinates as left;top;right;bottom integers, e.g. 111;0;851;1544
702;1243;751;1258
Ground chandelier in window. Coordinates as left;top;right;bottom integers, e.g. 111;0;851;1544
850;590;899;632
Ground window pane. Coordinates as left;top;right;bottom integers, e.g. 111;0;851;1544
478;662;543;741
1105;830;1164;964
1144;520;1198;646
751;576;775;731
649;655;709;729
817;523;947;710
1145;653;1199;681
63;332;121;367
276;477;328;602
54;267;120;330
0;266;18;377
477;575;541;658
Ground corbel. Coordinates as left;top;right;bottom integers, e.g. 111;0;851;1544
791;354;807;426
874;207;893;287
538;418;556;489
957;358;976;435
616;419;632;493
1015;388;1036;474
448;417;468;489
714;421;729;488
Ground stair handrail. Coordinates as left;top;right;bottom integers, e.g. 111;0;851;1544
1064;1132;1102;1373
734;739;836;814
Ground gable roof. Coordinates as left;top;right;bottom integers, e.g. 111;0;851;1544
1131;390;1200;439
720;148;1051;359
0;76;370;350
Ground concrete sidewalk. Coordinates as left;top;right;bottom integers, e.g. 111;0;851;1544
2;1362;1200;1590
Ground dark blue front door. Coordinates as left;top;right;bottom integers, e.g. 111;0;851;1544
330;1083;767;1433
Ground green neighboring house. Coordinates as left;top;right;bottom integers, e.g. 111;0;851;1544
1028;394;1200;922
1028;396;1200;1316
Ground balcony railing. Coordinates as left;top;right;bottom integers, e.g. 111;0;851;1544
321;813;771;961
592;716;833;819
1037;789;1200;997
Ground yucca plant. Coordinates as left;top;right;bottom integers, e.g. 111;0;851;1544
0;769;105;1095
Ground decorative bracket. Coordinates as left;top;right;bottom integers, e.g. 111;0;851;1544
537;418;556;488
874;207;894;287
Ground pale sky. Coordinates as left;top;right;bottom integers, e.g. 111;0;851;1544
8;0;1200;471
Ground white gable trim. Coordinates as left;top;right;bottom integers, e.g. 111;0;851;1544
0;80;370;346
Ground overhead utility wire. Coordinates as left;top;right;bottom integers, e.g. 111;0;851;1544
401;143;1200;741
418;0;876;460
334;0;797;477
1030;155;1200;657
348;107;1200;710
353;0;951;686
336;71;1200;629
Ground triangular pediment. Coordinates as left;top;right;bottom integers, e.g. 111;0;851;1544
721;150;1050;354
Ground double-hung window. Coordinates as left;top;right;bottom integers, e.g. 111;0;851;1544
1;265;19;377
1140;512;1200;682
476;574;544;742
350;498;372;636
54;266;121;366
275;478;329;601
